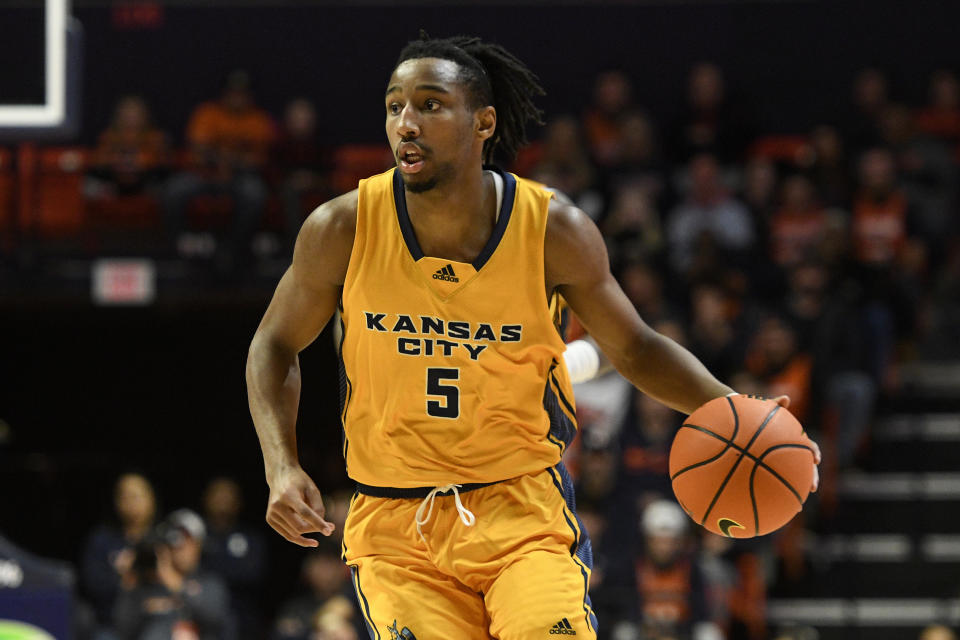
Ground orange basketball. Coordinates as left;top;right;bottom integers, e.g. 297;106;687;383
669;395;815;538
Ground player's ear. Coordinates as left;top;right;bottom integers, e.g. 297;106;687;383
475;106;496;142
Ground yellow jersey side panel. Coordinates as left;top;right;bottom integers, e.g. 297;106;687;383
340;168;577;487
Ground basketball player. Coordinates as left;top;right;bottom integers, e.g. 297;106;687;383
246;35;820;639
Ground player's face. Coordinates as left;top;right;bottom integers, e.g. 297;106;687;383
385;57;480;193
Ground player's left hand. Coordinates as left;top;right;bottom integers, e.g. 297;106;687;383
771;394;821;493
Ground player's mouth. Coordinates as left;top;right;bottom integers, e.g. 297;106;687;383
397;143;426;174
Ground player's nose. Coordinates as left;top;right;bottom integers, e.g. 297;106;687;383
395;104;420;139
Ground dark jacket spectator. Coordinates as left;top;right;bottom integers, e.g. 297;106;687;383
272;541;364;640
843;68;889;154
81;473;157;626
114;509;233;640
915;70;960;148
583;71;634;167
666;154;755;277
200;478;267;640
670;62;752;163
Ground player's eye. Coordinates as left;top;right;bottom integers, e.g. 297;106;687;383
424;99;441;112
388;102;402;115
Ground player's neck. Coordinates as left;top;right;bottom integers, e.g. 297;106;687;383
404;166;496;262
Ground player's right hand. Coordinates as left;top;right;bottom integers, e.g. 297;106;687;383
265;466;336;547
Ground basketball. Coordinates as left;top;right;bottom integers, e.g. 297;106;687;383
669;395;815;538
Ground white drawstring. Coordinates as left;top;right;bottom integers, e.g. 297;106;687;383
414;484;476;542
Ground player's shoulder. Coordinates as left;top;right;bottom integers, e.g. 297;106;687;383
543;195;608;287
300;189;358;243
545;196;599;248
292;190;358;285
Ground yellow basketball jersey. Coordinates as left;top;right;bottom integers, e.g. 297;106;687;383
339;167;578;488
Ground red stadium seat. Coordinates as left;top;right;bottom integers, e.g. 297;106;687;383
24;147;91;237
0;148;14;237
85;193;160;230
330;144;395;193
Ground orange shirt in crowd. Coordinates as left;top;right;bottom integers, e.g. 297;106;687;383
186;101;275;168
745;350;813;422
95;128;170;170
851;191;908;266
636;557;694;628
583;110;621;166
768;207;828;266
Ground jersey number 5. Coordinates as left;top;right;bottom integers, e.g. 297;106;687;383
426;368;459;419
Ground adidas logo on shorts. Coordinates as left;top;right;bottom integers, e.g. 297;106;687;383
549;618;576;635
433;264;459;282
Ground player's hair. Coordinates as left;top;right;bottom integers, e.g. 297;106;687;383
395;33;545;163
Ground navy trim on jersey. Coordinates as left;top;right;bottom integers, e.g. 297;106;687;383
349;565;380;640
471;165;516;270
356;478;503;499
547;463;599;632
391;165;517;271
393;168;424;261
542;360;578;452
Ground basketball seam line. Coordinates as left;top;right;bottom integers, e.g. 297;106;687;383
700;403;780;527
678;423;811;505
749;444;812;535
670;396;741;481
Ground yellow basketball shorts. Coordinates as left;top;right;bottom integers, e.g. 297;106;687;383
341;463;598;639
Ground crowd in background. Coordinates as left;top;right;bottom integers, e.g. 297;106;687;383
64;61;960;640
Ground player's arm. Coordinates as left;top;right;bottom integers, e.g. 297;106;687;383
245;190;357;545
545;200;733;415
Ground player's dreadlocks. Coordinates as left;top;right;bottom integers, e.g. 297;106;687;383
395;33;545;164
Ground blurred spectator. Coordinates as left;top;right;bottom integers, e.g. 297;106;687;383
163;70;275;268
670;62;751;163
850;148;927;388
272;541;364;640
603;184;664;262
530;115;603;218
768;174;828;269
311;598;360;640
81;472;158;629
320;490;355;537
617;259;674;325
687;282;749;382
584;70;634;166
666;153;755;277
86;96;171;198
851;147;920;271
844;67;888;153
744;313;812;422
915;70;960;147
274;98;332;252
619;390;681;504
802;125;851;208
741;157;779;225
919;625;959;640
697;532;768;640
201;477;267;640
878;103;957;249
782;261;877;467
578;444;620;506
114;509;233;640
628;500;718;640
604;110;671;211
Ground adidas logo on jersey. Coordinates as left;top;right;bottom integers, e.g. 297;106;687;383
549;618;576;635
433;264;460;283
